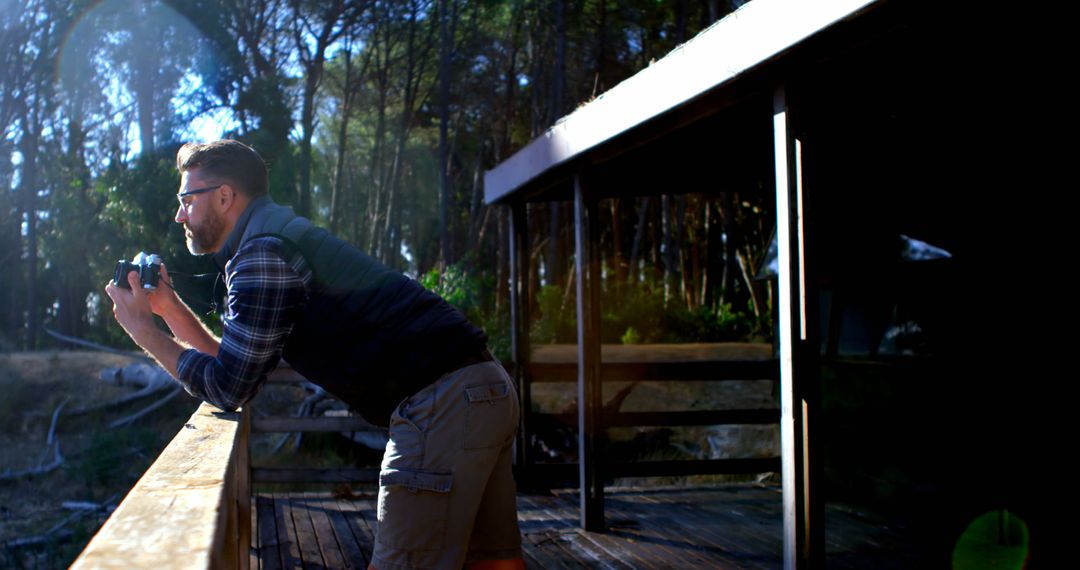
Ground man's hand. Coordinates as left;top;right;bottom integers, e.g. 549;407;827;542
105;270;158;341
104;270;184;379
147;263;183;318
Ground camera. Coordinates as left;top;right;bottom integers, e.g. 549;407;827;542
113;252;162;290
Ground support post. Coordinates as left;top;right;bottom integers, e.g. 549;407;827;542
573;174;604;531
237;407;251;570
773;84;823;569
509;203;532;467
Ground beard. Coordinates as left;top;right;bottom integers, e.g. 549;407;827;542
184;208;225;255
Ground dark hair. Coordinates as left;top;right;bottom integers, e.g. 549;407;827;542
176;140;268;198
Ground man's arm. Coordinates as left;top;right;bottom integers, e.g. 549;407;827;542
169;238;308;411
106;239;308;412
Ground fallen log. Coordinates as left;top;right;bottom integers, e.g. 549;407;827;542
108;386;182;429
68;363;175;417
1;398;68;481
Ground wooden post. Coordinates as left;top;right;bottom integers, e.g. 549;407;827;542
774;85;823;569
510;202;532;467
237;408;251;570
573;174;604;531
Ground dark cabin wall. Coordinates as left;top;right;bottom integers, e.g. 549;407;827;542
794;2;1055;563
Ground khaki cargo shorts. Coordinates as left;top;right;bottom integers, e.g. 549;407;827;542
372;360;523;570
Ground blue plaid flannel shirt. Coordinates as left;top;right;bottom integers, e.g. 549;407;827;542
176;236;312;411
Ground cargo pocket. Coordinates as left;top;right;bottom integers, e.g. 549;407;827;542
463;379;514;450
377;468;453;551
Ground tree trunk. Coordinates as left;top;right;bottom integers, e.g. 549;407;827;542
676;0;688;43
297;71;319;217
19;119;39;350
383;0;435;267
330;37;366;235
675;195;689;309
553;0;565;116
132;0;156;154
296;2;347;219
367;26;392;254
721;191;738;305
610;198;626;303
495;207;508;318
661;195;676;305
628;196;649;286
438;0;454;267
594;0;607;94
704;198;723;309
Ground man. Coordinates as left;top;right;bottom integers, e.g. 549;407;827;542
105;140;524;570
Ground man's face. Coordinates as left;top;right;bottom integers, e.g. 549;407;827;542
175;169;226;255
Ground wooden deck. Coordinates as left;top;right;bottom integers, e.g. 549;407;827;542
251;483;915;569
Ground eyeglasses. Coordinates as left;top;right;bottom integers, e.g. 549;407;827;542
176;184;223;208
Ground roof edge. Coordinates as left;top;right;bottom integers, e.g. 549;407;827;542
484;0;881;205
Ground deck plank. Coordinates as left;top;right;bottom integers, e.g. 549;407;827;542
516;494;594;569
323;497;369;568
602;493;717;568
303;492;348;569
535;490;669;570
686;486;784;562
255;495;282;570
523;494;644;570
336;495;378;565
630;488;779;568
251;494;259;570
568;490;699;569
288;494;326;567
680;486;782;561
273;493;302;568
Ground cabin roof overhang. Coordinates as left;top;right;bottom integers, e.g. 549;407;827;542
483;0;889;205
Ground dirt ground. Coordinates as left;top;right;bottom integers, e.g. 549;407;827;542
0;350;371;568
0;351;201;568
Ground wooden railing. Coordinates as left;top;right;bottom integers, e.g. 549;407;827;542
72;344;777;565
521;342;782;480
72;403;251;570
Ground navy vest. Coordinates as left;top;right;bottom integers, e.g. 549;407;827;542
213;197;488;426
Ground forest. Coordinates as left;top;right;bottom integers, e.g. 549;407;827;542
0;0;770;357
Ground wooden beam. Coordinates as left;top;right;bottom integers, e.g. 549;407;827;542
515;458;781;481
528;359;779;383
573;174;604;531
252;416;384;433
604;409;780;427
236;409;251;570
72;404;248;569
510;202;532;467
251;467;379;484
532;409;780;427
531;342;774;363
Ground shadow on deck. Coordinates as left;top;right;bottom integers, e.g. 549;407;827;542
253;484;913;569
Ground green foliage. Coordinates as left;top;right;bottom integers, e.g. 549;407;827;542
530;284;578;344
420;260;485;321
620;326;642;345
530;278;772;345
419;256;511;362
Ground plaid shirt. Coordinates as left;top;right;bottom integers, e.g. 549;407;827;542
176;236;312;411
